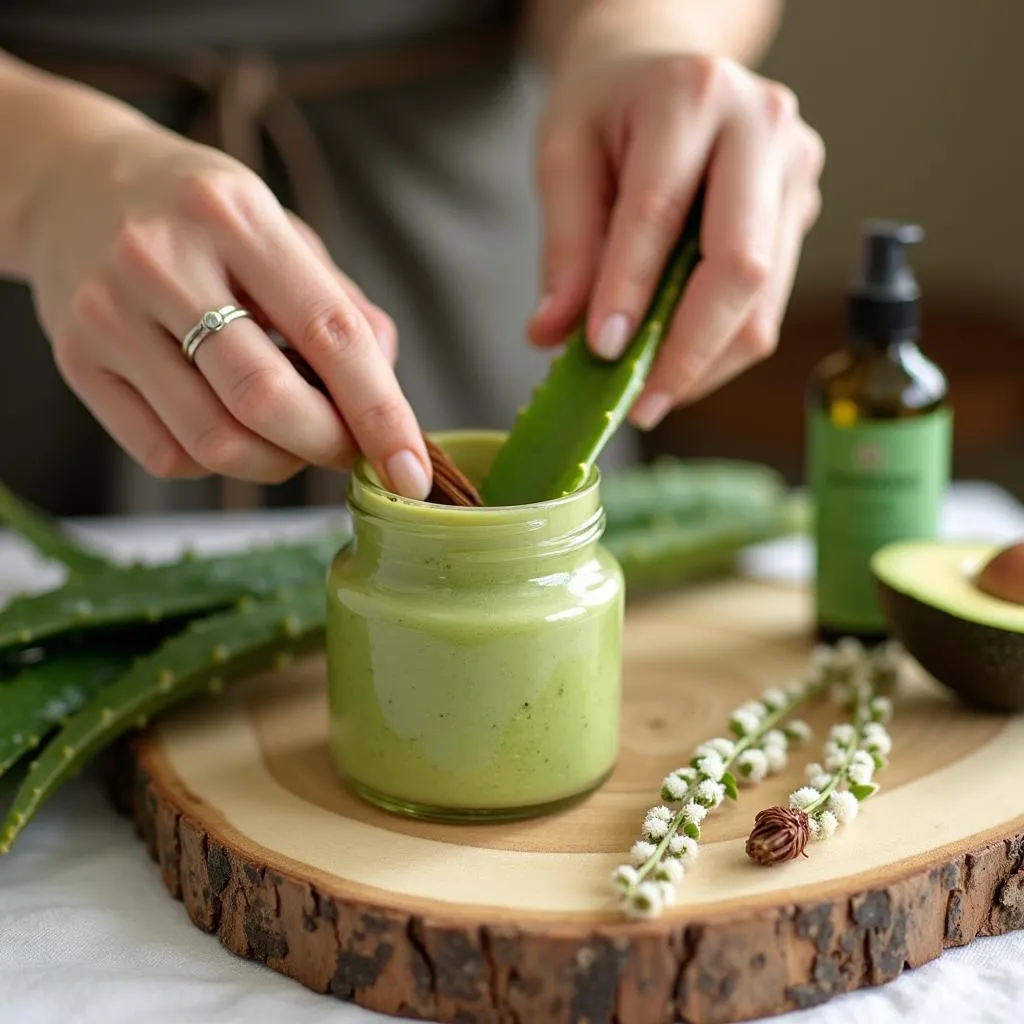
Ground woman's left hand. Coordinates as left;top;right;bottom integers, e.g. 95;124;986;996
527;6;825;429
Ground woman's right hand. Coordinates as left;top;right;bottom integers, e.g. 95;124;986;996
22;118;433;499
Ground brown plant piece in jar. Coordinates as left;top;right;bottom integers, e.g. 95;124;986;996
277;347;482;507
422;434;484;507
745;805;811;865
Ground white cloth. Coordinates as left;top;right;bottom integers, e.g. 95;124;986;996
2;484;1023;1024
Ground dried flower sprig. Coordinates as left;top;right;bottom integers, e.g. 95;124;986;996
613;676;819;918
745;638;903;867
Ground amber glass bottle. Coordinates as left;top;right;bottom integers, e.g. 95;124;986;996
806;222;952;645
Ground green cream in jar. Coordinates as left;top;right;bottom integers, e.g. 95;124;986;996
325;430;623;821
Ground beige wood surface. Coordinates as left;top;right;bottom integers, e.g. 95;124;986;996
107;578;1024;1024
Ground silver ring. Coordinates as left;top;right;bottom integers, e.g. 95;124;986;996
181;305;253;363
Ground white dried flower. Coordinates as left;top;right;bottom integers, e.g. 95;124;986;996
642;808;672;840
762;728;788;749
630;840;657;866
694;738;735;760
804;762;824;782
864;734;892;758
863;723;892;756
761;687;788;711
695;779;726;808
835;636;865;664
785;679;809;698
814;809;839;840
784;719;812;742
789;786;821;810
729;708;762;737
736;748;769;784
738;700;768;719
668;834;699;866
824;749;846;772
810;644;835;670
625;881;664;918
874;640;904;672
869;696;893;722
661;773;691;802
850;750;875;771
682;801;707;825
695;752;725;782
762;742;788;773
808;816;823;841
829;722;857;746
809;771;833;790
612;864;639;889
848;761;874;786
828;790;859;825
654;858;684;884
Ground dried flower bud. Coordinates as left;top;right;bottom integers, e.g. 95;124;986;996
746;806;811;865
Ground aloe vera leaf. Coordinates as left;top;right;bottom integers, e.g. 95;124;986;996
605;495;809;593
0;479;111;575
0;583;327;851
0;649;136;775
480;194;704;507
601;457;787;534
0;532;346;653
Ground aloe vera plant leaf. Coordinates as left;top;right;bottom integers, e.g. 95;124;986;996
0;583;327;851
601;457;787;534
605;495;808;593
0;649;136;775
480;194;704;507
0;479;111;575
0;531;346;653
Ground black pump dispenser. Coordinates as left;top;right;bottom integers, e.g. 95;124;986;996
848;220;923;343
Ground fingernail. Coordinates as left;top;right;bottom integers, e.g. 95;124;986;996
385;449;431;500
531;292;556;321
594;313;631;360
631;391;673;431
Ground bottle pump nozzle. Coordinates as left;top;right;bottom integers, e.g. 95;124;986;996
849;220;924;341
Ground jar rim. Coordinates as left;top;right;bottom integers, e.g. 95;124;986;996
348;429;603;527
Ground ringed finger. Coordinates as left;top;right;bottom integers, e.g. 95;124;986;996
179;298;359;472
101;312;305;484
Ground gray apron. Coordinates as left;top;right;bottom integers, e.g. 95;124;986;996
0;0;640;516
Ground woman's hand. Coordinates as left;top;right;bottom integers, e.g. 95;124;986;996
22;119;432;498
527;4;825;429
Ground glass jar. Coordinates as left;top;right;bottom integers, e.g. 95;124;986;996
325;430;624;822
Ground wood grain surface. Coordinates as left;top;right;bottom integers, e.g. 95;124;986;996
103;578;1024;1024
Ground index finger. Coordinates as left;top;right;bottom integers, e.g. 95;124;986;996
219;211;432;500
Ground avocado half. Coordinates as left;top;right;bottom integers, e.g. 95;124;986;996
871;539;1024;712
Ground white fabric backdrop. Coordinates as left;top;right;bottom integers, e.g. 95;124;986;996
1;484;1023;1024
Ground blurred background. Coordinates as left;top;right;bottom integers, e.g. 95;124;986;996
646;0;1024;500
1;0;1020;517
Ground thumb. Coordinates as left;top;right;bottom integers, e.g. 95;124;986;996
527;126;610;348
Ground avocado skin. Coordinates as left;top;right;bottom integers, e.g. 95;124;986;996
874;578;1024;712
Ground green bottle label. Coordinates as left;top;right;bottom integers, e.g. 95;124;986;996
809;405;952;632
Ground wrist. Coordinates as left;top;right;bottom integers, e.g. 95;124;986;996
542;0;783;70
0;55;153;278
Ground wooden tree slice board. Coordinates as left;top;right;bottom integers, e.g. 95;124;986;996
105;578;1024;1024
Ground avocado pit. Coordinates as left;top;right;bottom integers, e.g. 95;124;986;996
974;540;1024;605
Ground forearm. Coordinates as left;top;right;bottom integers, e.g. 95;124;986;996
525;0;784;68
0;51;151;278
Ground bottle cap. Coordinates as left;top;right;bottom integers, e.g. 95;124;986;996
848;220;924;341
